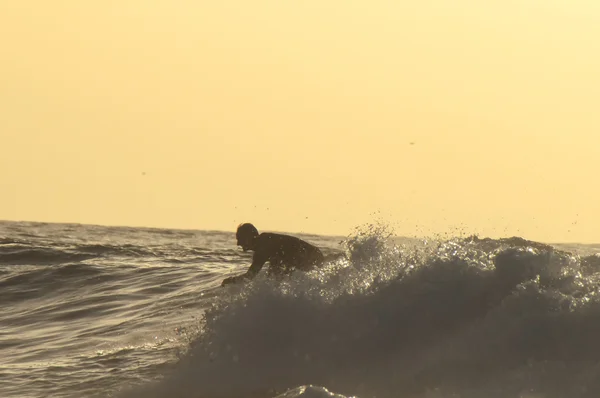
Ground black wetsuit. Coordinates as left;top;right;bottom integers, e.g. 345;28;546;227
222;233;324;285
246;233;324;277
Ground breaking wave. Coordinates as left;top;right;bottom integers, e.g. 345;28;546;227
121;225;600;398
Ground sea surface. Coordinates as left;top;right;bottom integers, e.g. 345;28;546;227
1;221;600;398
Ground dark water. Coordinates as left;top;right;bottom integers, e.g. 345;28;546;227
2;221;600;398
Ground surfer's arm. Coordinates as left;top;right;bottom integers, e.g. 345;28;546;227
246;252;267;277
221;253;267;286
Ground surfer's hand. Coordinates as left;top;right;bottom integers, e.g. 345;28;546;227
221;275;242;286
221;276;235;286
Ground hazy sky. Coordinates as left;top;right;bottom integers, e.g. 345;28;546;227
1;1;599;242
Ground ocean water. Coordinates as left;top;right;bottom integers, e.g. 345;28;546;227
2;221;600;398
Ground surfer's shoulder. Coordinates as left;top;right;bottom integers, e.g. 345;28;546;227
256;232;284;244
255;232;306;249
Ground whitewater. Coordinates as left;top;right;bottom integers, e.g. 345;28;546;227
1;221;600;398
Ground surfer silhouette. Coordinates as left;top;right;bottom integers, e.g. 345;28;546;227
222;223;325;286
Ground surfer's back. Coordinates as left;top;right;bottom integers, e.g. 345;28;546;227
222;223;325;286
255;232;324;271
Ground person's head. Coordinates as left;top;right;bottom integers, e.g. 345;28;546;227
236;223;259;251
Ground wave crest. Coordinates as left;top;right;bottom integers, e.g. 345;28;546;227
123;226;600;398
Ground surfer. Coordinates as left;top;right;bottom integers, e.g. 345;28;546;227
222;223;325;286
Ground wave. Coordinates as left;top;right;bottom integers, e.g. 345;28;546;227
66;243;230;261
76;243;161;257
0;248;95;265
0;262;107;303
0;237;29;245
0;241;221;266
121;225;600;398
274;385;350;397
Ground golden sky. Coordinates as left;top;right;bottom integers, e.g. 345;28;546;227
1;1;599;242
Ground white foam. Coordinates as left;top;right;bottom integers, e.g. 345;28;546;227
122;228;600;398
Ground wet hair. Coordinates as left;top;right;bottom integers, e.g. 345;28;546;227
236;223;259;240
